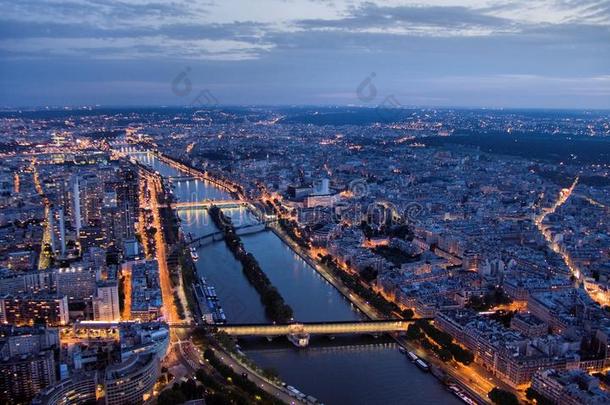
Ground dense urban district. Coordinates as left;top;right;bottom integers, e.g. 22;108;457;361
0;106;609;405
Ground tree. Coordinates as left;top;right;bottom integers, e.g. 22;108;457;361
525;387;553;405
262;367;279;380
205;393;234;405
158;388;186;405
405;324;423;340
488;388;519;405
360;266;378;283
436;347;453;362
450;345;474;365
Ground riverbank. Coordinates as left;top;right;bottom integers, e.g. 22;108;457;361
153;150;244;199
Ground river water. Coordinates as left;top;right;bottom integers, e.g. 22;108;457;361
132;151;459;405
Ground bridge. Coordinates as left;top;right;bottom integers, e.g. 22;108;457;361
215;320;414;337
118;147;148;155
170;319;427;347
187;222;270;247
167;175;198;182
172;200;246;210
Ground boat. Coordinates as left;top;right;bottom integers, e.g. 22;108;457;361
398;346;406;354
190;247;199;261
306;395;319;404
407;351;418;362
286;386;300;398
194;276;227;323
287;332;310;347
415;359;429;372
448;385;477;405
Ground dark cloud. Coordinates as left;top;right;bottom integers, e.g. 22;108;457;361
0;0;608;108
0;19;268;43
0;0;195;21
296;3;514;31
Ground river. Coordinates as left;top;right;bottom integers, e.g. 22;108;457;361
131;151;460;405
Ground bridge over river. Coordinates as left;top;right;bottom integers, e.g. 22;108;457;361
216;320;417;336
172;200;246;210
169;319;426;346
186;221;275;247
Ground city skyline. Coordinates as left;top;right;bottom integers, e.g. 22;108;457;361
1;0;610;108
1;2;610;405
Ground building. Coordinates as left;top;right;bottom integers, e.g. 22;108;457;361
0;349;56;403
304;193;338;208
528;289;599;334
287;184;313;200
76;174;104;229
0;294;69;326
32;372;97;405
118;322;170;361
78;226;106;252
0;326;59;403
128;261;162;322
531;369;610;405
55;265;98;301
0;325;59;357
7;251;36;271
104;353;160;405
510;312;548;338
0;270;52;296
123;238;141;260
33;352;159;405
435;309;582;388
93;281;120;322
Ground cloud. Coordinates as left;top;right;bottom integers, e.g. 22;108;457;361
0;35;273;60
0;0;197;24
0;19;269;42
0;0;609;107
296;3;516;34
554;0;610;24
1;0;608;60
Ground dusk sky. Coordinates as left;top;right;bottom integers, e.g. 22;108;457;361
1;0;609;108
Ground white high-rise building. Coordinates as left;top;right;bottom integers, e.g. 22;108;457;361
73;176;82;234
313;178;330;195
47;208;56;253
93;281;120;321
58;208;66;256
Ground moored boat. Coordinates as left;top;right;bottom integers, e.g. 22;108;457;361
190;247;199;261
415;359;429;372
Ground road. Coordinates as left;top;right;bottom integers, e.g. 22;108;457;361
210;346;306;404
534;177;582;280
396;335;499;404
147;174;181;325
180;338;306;404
